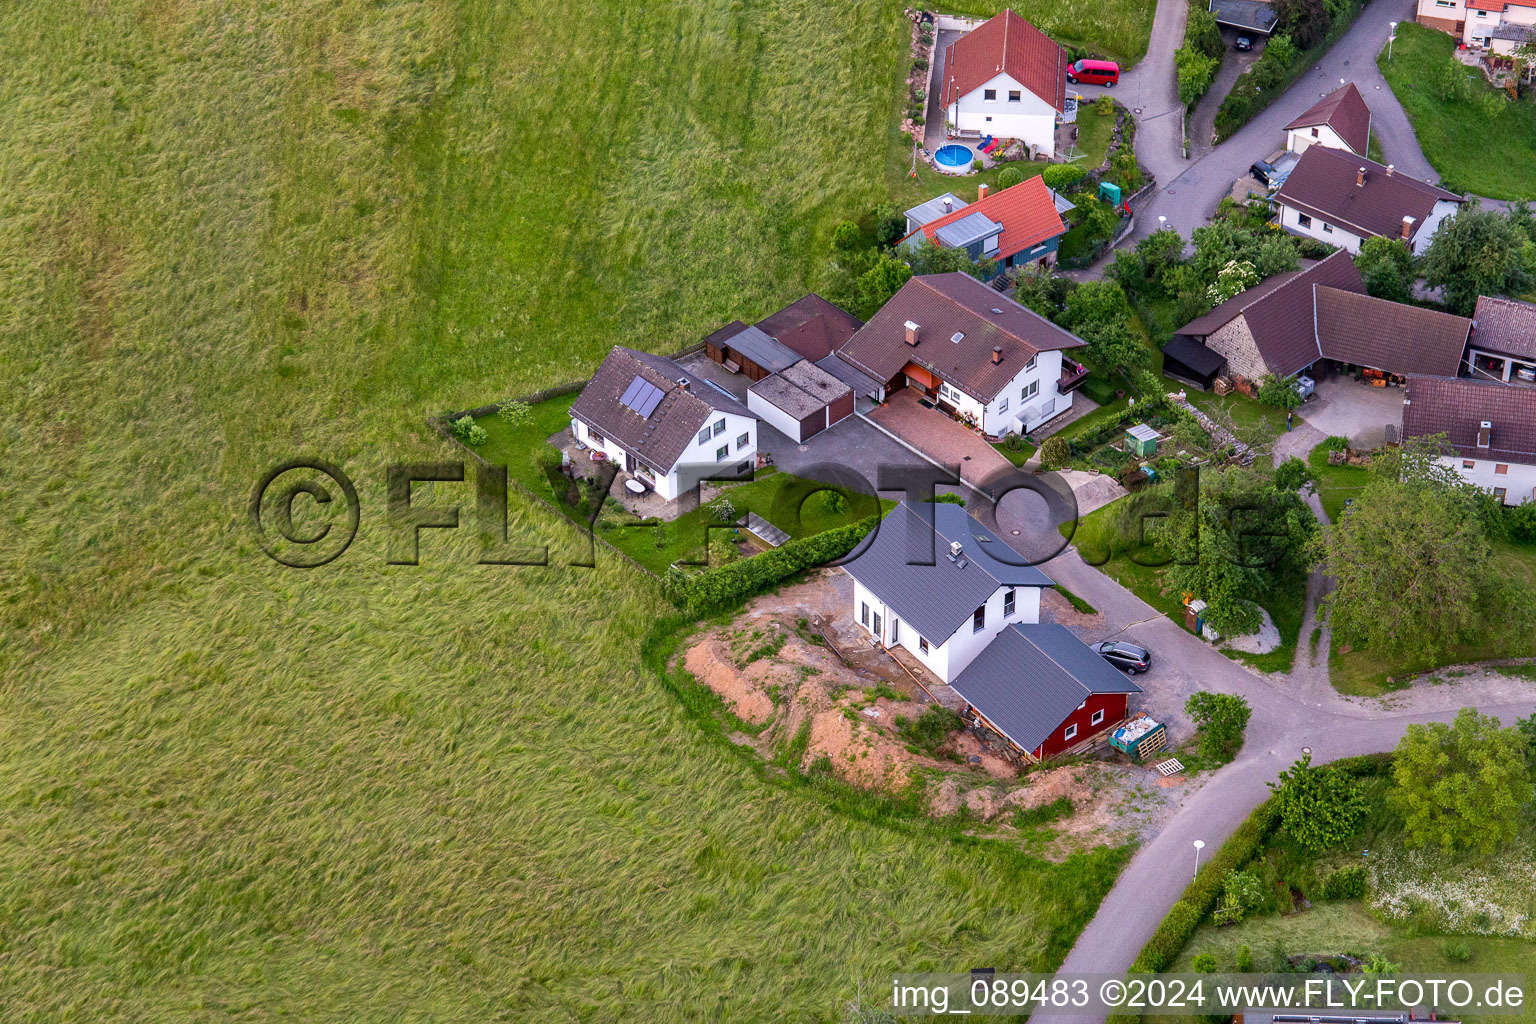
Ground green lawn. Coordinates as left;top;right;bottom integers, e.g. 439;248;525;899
1379;22;1536;200
0;1;1144;1018
1183;389;1294;447
940;0;1157;62
1331;541;1536;695
993;437;1039;465
1306;443;1371;522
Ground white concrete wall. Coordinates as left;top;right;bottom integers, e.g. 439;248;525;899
852;575;1043;683
571;416;682;499
981;349;1070;435
950;72;1057;157
1418;0;1465;21
1439;455;1536;505
1278;202;1366;254
572;407;756;502
747;390;805;443
1412;199;1461;254
1286;124;1354;156
936;378;987;426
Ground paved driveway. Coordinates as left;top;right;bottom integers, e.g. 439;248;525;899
867;388;1016;495
1298;374;1407;447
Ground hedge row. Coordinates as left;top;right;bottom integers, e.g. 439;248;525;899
662;515;879;617
1107;751;1399;1024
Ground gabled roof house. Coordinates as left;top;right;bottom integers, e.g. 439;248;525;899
568;347;758;501
941;9;1068;159
1175;251;1473;382
1403;375;1536;504
1283;82;1371;156
844;501;1139;760
835;273;1087;435
1467;296;1536;384
1273;147;1464;254
900;177;1069;275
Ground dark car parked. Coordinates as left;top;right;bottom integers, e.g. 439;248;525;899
1090;640;1152;674
1250;159;1279;187
1234;35;1253;50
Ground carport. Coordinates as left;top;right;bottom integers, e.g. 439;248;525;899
1208;0;1278;33
1161;334;1227;390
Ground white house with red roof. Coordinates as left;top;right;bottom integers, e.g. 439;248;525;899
899;177;1071;276
940;9;1068;159
1417;0;1536;66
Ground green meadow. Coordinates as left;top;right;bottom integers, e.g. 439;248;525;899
0;1;1153;1019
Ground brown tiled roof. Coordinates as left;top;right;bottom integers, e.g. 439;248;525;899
1314;287;1471;376
568;346;751;473
1403;375;1536;466
755;294;863;361
1177;251;1367;378
941;9;1067;114
1283;83;1371;156
1471;295;1536;361
1274;147;1463;243
835;273;1084;402
901;175;1067;263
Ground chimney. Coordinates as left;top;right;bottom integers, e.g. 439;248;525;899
1387;164;1395;176
904;320;920;346
979;183;989;201
992;345;1003;365
941;195;953;212
1401;215;1416;241
677;376;690;392
1478;421;1492;449
1357;166;1367;187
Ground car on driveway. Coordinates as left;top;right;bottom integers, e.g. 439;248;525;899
1090;640;1151;675
1234;35;1253;51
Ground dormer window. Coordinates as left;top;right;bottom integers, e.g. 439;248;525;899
1478;420;1492;449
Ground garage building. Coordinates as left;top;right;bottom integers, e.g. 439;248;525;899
746;359;854;443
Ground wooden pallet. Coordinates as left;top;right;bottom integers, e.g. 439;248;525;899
1155;757;1184;777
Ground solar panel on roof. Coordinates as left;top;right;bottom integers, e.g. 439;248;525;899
620;376;665;418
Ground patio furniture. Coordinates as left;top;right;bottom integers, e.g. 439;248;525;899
590;450;607;461
624;478;647;495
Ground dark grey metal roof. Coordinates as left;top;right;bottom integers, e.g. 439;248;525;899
719;324;800;374
934;210;1003;249
1162;334;1227;377
1209;0;1278;32
906;192;969;228
815;352;884;399
951;623;1142;753
842;501;1052;642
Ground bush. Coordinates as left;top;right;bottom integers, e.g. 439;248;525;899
1270;753;1367;852
972;158;984;172
1321;434;1350;452
1316;864;1367;900
497;398;533;426
1257;372;1303;410
1235;945;1254;972
896;705;963;754
1042;163;1086;190
1040;435;1071;470
451;415;487;446
1191;952;1219;973
1185;691;1252;763
831;220;861;252
813;488;849;515
664;516;878;616
1505;500;1536;543
996;166;1025;189
1176;46;1219;106
1442;939;1473;963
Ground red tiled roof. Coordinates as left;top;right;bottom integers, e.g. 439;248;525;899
1283;82;1372;156
1466;0;1504;12
941;9;1067;114
901;176;1067;261
1403;375;1536;466
754;293;863;361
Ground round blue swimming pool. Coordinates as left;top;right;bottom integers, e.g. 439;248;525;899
934;143;973;171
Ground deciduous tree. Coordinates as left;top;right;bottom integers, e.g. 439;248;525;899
1269;753;1367;852
1185;691;1252;761
1393;708;1533;853
1421;205;1534;315
1355;236;1415;303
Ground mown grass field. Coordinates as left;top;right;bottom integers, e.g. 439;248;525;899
1379;23;1536;200
943;0;1157;62
0;1;1142;1019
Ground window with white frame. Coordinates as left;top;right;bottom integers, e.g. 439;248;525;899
1091;709;1105;726
712;419;725;437
1008;90;1021;102
861;602;869;627
697;426;711;444
1021;380;1039;402
998;397;1009;413
1003;587;1015;616
919;636;929;654
1064;723;1078;741
736;432;750;450
715;445;729;461
973;605;985;633
1322;223;1334;234
983;88;997;100
1298;213;1312;228
1025;355;1036;370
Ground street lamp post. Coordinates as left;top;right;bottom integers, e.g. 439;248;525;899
1192;839;1206;880
1158;215;1167;232
1388;22;1398;60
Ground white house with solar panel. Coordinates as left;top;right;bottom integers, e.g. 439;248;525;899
568;346;758;502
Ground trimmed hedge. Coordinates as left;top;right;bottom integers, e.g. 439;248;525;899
1130;798;1282;974
662;515;879;617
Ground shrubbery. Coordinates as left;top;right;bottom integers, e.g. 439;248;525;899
996;166;1025;189
1042;163;1086;190
663;516;879;616
451;415;487;446
896;705;963;754
1316;864;1367;900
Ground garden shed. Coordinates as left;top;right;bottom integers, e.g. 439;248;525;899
1124;423;1159;457
702;322;801;381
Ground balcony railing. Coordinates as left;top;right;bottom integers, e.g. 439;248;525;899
1058;358;1090;393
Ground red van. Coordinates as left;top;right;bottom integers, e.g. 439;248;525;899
1067;59;1120;87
